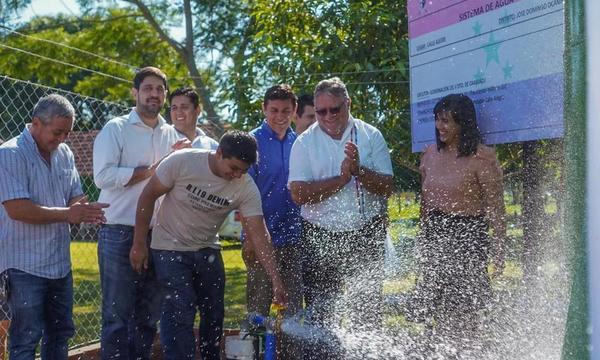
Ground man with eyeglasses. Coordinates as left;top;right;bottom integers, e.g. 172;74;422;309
288;77;394;359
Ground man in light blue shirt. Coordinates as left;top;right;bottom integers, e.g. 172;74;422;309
0;94;108;360
244;84;302;360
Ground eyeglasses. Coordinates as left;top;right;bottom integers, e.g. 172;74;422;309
315;103;345;117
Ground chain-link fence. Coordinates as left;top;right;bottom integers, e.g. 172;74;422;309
0;75;246;349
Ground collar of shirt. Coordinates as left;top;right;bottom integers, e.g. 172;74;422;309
128;108;167;128
260;120;295;141
314;115;356;143
22;124;58;166
173;125;206;139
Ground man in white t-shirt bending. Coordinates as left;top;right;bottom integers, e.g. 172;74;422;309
288;77;394;359
130;130;287;360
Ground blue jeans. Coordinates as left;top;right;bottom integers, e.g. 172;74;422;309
98;225;162;360
153;249;225;360
7;269;74;360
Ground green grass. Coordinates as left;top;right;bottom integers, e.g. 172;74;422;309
70;241;248;346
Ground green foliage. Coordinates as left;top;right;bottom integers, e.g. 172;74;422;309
0;8;191;102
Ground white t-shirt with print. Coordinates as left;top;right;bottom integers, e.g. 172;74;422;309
151;149;262;251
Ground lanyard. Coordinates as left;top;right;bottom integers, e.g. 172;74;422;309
350;125;366;219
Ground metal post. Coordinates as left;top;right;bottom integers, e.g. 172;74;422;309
561;0;588;359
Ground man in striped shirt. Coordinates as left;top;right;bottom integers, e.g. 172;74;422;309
0;94;108;360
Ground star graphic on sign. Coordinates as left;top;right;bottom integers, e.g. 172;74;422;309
474;68;485;82
503;61;513;80
484;32;501;67
473;21;482;35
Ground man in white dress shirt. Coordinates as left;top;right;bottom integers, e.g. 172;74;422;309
93;67;187;360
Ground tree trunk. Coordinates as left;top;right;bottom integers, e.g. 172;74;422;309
521;140;544;283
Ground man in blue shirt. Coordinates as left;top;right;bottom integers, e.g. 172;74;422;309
243;84;303;359
0;94;108;360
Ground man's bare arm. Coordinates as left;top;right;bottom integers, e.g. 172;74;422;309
3;198;108;225
130;175;171;273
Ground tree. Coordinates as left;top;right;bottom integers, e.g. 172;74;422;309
0;9;192;101
3;0;418;189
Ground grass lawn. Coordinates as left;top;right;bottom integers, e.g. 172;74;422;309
70;240;248;346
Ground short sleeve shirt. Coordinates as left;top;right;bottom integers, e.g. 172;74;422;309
151;149;263;251
288;116;393;232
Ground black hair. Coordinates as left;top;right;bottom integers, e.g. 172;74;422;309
133;66;167;90
219;130;258;165
263;84;297;107
169;87;201;110
296;94;314;117
433;93;481;156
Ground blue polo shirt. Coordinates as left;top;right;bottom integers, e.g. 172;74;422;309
248;121;301;247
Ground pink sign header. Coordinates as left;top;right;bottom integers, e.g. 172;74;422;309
408;0;523;39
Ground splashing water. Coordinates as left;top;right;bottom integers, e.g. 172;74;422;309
278;225;569;359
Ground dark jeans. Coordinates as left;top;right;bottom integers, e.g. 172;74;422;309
301;216;386;360
7;269;74;360
152;248;225;360
98;225;162;360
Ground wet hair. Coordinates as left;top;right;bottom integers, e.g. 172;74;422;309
133;66;167;90
169;87;201;110
263;84;297;107
314;77;349;100
433;93;481;156
218;130;258;165
296;94;314;117
32;94;75;125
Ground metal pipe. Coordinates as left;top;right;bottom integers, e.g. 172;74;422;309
562;0;589;359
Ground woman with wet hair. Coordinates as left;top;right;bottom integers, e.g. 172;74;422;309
415;93;506;338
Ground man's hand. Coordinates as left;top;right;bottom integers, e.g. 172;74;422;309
129;242;149;274
66;197;109;224
172;139;192;151
344;141;360;175
340;158;353;184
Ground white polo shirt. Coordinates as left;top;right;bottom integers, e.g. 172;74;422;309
288;116;393;232
93;109;180;226
191;128;219;150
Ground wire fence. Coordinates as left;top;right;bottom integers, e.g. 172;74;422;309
0;75;245;348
